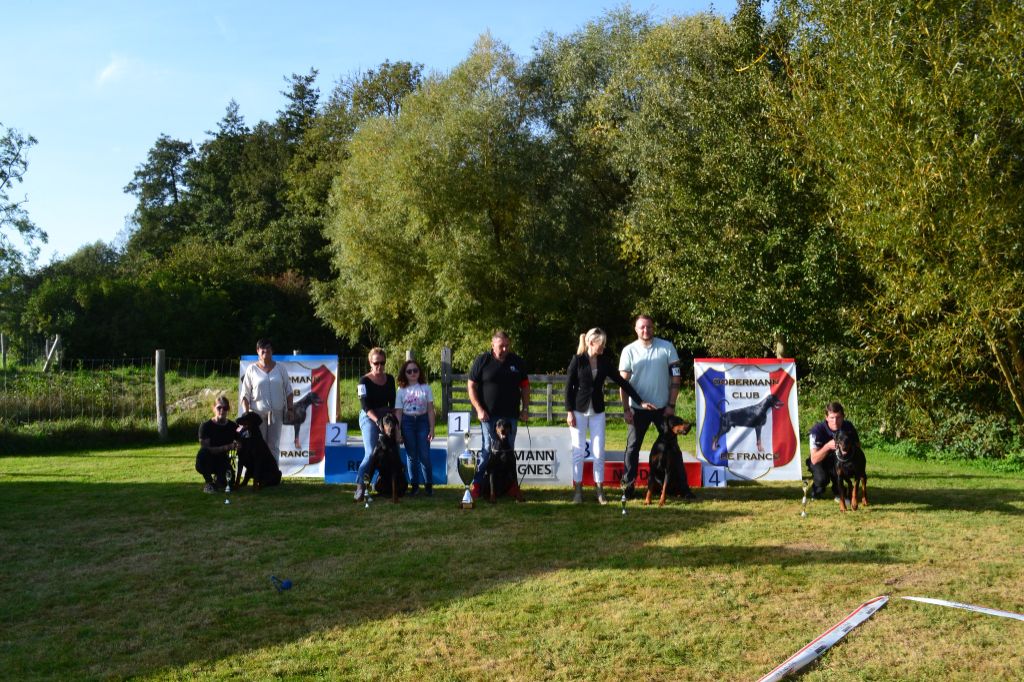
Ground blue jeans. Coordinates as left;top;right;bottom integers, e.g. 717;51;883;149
402;413;432;487
356;410;379;486
473;418;517;485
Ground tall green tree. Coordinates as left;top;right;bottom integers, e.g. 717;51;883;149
1;123;46;344
780;0;1024;422
123;134;195;258
315;35;626;368
1;123;47;270
186;100;249;236
277;69;320;146
523;10;651;352
283;62;425;281
591;6;849;359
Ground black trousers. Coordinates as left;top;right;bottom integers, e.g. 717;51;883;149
806;454;839;498
195;448;230;487
622;408;691;496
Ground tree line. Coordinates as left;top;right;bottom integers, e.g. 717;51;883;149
3;0;1023;453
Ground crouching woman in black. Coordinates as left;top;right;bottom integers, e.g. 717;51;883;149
196;396;239;493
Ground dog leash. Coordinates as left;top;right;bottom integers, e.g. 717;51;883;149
518;422;532;488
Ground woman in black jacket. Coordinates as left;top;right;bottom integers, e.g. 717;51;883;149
565;328;655;504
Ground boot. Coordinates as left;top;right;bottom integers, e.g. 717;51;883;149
595;483;608;505
572;483;583;504
353;484;364;502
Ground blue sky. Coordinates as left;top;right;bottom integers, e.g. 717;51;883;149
4;0;721;264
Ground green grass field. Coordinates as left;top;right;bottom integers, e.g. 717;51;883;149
1;442;1022;681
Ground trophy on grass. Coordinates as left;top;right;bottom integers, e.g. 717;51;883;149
457;426;478;510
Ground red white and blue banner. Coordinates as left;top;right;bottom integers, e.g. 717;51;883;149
239;355;338;478
694;358;801;481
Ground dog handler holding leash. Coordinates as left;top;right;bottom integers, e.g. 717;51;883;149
618;315;694;500
240;338;293;466
196;395;239;492
467;330;530;498
807;401;859;501
353;347;397;501
566;327;657;505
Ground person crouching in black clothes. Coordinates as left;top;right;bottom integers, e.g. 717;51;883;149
196;396;239;493
806;401;859;501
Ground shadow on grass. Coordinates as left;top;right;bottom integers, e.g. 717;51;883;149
701;471;1024;513
0;477;905;680
1;473;1020;679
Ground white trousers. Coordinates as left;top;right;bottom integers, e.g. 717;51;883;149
569;411;606;484
256;409;284;465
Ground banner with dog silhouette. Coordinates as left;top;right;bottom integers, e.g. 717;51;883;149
239;355;338;478
694;358;800;481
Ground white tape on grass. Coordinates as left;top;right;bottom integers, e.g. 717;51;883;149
902;596;1024;622
757;595;888;682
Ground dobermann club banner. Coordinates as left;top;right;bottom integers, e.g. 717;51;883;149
694;358;800;481
239;355;338;478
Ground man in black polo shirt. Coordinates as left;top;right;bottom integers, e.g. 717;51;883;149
467;330;530;493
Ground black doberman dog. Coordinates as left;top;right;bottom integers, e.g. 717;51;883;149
284;391;323;447
833;429;868;511
644;415;694;506
366;412;407;502
480;418;524;503
234;411;282;490
710;393;785;452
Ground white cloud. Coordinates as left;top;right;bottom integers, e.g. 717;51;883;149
95;54;132;87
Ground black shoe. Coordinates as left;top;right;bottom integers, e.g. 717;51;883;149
682;490;697;502
424;485;433;497
409;486;419;497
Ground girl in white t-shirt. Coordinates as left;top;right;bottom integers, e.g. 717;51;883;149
395;359;436;496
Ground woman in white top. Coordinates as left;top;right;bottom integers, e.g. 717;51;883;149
395;359;436;496
241;338;294;465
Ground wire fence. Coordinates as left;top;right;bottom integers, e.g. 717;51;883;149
0;356;369;427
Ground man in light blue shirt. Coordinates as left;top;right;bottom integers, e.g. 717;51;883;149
619;315;692;499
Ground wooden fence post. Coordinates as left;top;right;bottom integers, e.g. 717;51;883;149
155;349;168;441
1;332;6;370
441;346;453;416
42;334;61;373
545;381;554;421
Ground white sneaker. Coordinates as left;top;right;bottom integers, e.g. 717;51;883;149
354;485;364;501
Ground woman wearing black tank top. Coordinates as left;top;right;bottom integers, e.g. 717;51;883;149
354;347;396;501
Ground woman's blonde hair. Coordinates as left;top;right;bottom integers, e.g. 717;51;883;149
367;347;386;363
576;327;607;355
